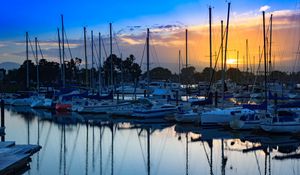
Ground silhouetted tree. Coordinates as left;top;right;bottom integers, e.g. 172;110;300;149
181;66;196;84
39;59;60;85
226;68;242;82
123;55;142;82
148;67;172;81
103;54;141;84
201;67;215;82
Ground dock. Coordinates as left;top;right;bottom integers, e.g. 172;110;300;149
0;141;41;175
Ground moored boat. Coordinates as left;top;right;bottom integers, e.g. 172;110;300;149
260;110;300;133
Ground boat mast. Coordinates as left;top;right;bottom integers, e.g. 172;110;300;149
224;2;231;87
91;30;94;89
85;123;89;175
178;50;181;84
147;128;150;175
221;20;225;107
246;39;249;84
98;32;102;93
209;6;213;78
99;125;103;175
57;28;63;85
26;32;29;89
185;29;188;99
110;23;113;88
110;124;114;175
121;53;124;100
84;27;88;88
221;139;226;175
263;11;268;110
185;134;189;175
35;37;39;92
186;29;188;69
61;15;65;88
147;28;150;97
269;14;273;74
236;51;239;69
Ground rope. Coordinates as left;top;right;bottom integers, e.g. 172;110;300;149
292;39;300;73
28;38;36;61
64;30;73;60
254;150;262;175
140;39;147;69
136;129;147;168
101;38;108;59
113;31;122;57
37;40;45;60
249;45;263;102
116;130;132;175
201;141;214;175
93;39;99;68
154;129;169;175
206;29;226;96
150;35;161;67
67;124;81;174
39;122;53;167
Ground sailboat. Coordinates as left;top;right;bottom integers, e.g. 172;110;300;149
259;11;300;133
260;109;300;133
229;13;279;130
199;3;257;126
229;112;262;130
130;28;178;118
132;98;177;118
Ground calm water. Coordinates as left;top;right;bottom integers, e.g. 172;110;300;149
3;106;300;175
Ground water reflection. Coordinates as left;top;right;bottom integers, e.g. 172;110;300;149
4;106;300;175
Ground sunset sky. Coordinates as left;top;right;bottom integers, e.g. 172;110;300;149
0;0;299;73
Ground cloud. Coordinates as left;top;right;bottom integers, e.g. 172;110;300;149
127;25;142;31
14;39;82;50
272;10;300;25
120;37;144;45
259;5;271;12
150;24;185;33
0;41;19;48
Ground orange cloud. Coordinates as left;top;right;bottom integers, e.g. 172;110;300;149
115;8;300;72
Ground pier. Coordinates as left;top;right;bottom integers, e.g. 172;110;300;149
0;99;41;174
0;141;41;175
1;100;5;141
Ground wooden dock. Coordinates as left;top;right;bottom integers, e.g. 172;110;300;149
0;141;41;175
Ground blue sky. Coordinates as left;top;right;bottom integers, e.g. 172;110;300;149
1;0;297;39
0;0;299;72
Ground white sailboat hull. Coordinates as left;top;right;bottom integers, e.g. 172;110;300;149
132;108;177;118
77;102;131;114
230;119;260;130
201;107;255;126
175;111;200;123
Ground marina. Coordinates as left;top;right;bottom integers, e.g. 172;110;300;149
1;0;300;174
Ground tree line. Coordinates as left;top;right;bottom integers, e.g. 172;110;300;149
1;54;300;92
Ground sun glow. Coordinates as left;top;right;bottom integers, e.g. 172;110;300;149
227;58;237;65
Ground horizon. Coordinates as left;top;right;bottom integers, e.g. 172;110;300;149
1;0;300;73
